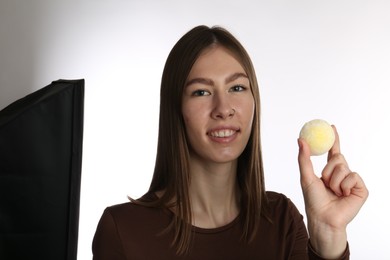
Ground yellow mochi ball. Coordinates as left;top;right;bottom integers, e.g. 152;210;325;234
299;119;335;156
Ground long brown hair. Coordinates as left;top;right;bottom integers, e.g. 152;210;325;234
137;25;269;255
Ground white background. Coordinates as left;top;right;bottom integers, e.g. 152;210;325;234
1;1;389;259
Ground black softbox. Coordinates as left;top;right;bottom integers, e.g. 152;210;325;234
0;79;84;259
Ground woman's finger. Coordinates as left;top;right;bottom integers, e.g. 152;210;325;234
298;138;316;188
328;125;340;161
340;172;369;198
321;153;349;187
328;163;351;196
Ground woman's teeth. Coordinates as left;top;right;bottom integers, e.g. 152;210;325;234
209;129;235;138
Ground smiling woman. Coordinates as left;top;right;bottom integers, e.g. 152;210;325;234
92;25;368;260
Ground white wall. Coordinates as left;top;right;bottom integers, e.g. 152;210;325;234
1;0;389;259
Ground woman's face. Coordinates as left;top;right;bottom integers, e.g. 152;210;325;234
182;46;255;164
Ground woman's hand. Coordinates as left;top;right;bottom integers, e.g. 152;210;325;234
297;126;369;259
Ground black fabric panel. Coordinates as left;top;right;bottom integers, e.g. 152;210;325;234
0;79;84;260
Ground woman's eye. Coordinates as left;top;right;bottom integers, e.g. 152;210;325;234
230;85;246;92
192;90;211;96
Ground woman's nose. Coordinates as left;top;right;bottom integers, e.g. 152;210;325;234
211;94;235;119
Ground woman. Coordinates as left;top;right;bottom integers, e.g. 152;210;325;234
92;25;368;259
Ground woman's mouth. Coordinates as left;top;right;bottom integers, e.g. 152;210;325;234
207;127;240;143
209;129;236;138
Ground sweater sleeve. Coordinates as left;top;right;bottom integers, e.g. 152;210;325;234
92;208;126;260
308;241;350;260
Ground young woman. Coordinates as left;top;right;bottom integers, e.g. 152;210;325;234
92;25;368;259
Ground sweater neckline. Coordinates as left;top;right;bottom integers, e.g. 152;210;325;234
191;214;240;234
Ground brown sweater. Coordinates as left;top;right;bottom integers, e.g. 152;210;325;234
92;191;349;260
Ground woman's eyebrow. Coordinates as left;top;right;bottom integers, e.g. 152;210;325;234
225;72;248;84
185;72;248;87
185;77;214;87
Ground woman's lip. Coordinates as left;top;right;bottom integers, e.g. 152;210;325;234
207;126;240;134
208;129;235;137
207;127;240;143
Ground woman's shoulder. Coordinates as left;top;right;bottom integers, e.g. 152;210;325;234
104;192;163;219
265;190;291;204
98;192;171;236
265;191;303;219
93;193;173;256
265;190;290;201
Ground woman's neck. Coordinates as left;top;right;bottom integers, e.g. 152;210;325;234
188;158;240;228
